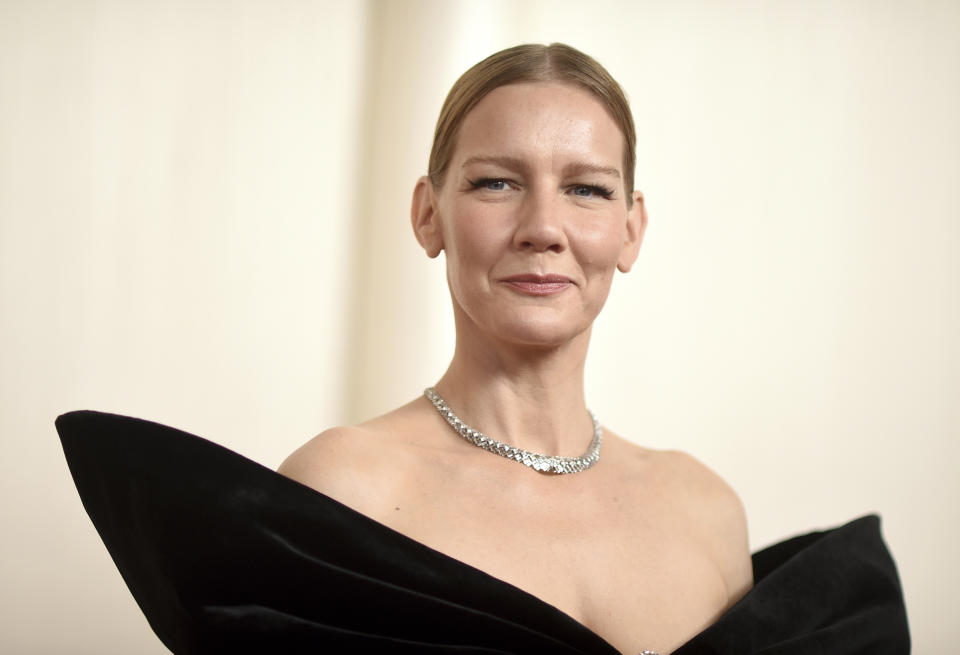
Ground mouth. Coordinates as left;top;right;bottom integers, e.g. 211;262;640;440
500;274;574;296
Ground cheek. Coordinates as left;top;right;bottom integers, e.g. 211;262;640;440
444;205;509;268
573;221;626;269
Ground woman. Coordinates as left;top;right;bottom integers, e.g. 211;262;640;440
279;43;752;655
57;42;908;655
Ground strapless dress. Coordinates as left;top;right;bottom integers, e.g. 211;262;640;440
57;410;910;654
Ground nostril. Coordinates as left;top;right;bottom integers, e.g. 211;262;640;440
516;239;564;252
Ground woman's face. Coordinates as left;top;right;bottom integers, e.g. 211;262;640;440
414;82;646;348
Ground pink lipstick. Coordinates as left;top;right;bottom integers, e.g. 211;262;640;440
501;274;573;296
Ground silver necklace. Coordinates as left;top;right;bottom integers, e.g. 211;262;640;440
423;387;602;474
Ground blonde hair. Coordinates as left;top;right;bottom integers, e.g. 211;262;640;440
427;43;637;202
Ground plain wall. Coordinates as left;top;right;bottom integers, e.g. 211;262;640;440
2;1;957;652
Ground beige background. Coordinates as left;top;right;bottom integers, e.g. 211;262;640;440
2;1;957;652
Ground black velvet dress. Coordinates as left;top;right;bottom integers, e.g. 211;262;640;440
56;410;910;654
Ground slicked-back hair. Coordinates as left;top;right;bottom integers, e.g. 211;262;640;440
427;43;637;205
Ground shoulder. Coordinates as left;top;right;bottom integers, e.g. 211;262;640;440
609;435;739;505
658;449;753;597
277;425;382;503
276;398;439;514
657;450;743;511
613;438;753;598
278;425;365;479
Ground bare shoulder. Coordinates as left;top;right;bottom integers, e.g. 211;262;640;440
610;437;738;513
659;448;753;596
276;398;433;514
606;436;747;532
611;436;753;597
277;424;383;504
658;449;744;512
278;425;364;480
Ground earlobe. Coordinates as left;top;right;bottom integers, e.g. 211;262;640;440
410;176;444;258
617;190;648;273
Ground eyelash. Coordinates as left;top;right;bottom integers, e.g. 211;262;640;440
572;184;615;200
467;177;510;191
467;178;615;200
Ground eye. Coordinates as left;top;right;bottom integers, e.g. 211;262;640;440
468;178;510;191
571;184;615;200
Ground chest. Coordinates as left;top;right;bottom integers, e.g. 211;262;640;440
376;475;730;654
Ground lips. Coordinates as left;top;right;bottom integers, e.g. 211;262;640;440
500;274;574;296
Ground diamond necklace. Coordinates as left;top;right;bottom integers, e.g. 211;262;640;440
423;387;602;474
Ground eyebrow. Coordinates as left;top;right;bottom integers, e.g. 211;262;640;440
460;155;527;173
460;155;622;180
564;161;622;180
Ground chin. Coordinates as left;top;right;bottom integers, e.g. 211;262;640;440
490;316;592;349
452;295;598;348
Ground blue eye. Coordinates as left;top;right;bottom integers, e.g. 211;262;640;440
469;178;509;191
571;184;614;199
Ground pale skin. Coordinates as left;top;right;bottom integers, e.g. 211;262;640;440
279;82;753;654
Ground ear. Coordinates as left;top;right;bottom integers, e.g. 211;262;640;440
411;176;444;258
617;190;648;273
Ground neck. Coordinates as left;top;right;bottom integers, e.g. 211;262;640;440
433;319;595;457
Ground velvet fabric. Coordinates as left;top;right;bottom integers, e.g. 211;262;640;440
57;410;909;654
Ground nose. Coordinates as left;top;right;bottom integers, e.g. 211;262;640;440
512;188;567;254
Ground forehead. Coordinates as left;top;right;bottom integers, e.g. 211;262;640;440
452;82;624;173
